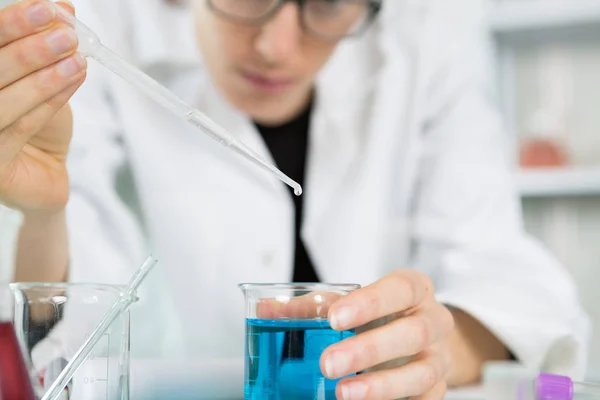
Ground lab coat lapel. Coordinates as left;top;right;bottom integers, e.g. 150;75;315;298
302;18;422;281
302;31;383;240
302;91;360;239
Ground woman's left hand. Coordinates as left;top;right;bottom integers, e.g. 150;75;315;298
321;270;455;400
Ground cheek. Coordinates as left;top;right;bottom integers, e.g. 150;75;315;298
218;24;258;63
194;21;260;102
301;38;338;77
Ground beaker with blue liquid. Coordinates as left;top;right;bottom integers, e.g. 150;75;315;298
239;283;360;400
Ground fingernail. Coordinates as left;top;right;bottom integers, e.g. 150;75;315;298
330;307;354;330
325;351;351;378
46;28;78;55
56;0;75;15
26;2;55;27
341;381;368;400
57;0;74;8
56;53;85;77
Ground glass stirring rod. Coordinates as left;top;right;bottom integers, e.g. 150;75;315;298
50;1;303;196
42;255;159;400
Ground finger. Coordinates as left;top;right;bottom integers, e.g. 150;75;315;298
321;305;454;378
0;0;57;48
0;52;86;132
256;291;345;320
328;270;434;331
0;61;85;163
409;381;447;400
0;74;84;161
335;351;447;400
0;25;78;89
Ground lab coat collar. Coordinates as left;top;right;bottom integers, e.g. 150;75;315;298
125;0;286;198
303;25;393;232
124;0;402;220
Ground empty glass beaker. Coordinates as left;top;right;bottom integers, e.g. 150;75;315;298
10;283;136;400
239;283;360;400
0;284;37;400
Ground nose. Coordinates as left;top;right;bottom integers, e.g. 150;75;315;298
255;4;302;66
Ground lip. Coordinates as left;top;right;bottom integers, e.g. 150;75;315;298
240;70;294;93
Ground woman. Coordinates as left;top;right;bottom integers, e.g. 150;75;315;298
0;0;591;398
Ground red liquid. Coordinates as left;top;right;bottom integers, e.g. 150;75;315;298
0;322;36;400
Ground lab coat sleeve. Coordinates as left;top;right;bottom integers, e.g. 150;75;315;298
55;0;148;284
409;0;591;379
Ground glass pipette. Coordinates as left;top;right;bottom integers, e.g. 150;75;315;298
50;1;302;196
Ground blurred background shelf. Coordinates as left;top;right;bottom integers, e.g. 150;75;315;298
490;0;600;34
516;166;600;197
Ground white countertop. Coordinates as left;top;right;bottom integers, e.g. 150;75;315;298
127;358;486;399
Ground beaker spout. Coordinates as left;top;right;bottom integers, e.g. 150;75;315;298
238;283;252;295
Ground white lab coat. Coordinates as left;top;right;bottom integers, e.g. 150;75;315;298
0;0;591;383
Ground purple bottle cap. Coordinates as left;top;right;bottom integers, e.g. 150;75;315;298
536;373;574;400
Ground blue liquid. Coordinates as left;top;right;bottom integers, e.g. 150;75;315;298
244;318;355;400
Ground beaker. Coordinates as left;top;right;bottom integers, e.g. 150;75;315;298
239;283;360;400
10;283;136;400
0;284;37;400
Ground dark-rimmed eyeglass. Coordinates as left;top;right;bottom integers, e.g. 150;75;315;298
207;0;382;42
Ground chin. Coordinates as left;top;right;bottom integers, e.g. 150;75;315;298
244;104;291;125
221;79;308;125
227;94;289;123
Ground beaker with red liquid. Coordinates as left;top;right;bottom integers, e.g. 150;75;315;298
0;285;36;400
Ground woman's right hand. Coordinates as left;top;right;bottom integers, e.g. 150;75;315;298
0;0;87;215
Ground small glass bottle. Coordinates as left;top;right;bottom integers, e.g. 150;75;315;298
521;373;600;400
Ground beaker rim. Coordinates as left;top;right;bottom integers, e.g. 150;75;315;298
8;282;133;297
238;282;361;292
